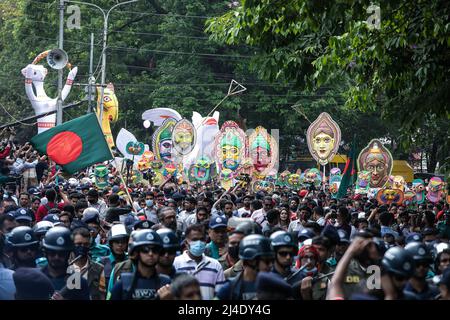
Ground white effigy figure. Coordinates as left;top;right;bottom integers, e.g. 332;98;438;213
184;111;220;167
21;50;78;133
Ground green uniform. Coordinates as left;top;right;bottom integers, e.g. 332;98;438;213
340;258;368;299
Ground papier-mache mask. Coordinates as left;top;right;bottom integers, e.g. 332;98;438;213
412;179;426;204
426;177;444;204
389;175;406;192
248;126;278;178
355;171;371;195
94;165;109;189
357;139;393;188
172;119;196;156
306;112;341;166
301;168;321;187
376;188;404;205
188;156;216;183
152;118;176;163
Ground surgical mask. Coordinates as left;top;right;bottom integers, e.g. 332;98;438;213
73;245;89;258
228;246;239;260
189;240;206;257
146;200;153;207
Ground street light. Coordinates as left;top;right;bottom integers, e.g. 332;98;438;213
64;0;138;125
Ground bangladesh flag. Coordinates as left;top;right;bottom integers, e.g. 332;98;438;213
31;113;112;174
336;135;357;199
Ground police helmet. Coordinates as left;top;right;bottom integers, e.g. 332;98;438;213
234;221;262;236
405;242;433;263
382;246;415;278
128;229;162;255
108;224;129;243
156;228;180;250
42;226;74;252
337;229;350;245
33;221;54;238
298;228;316;242
239;234;274;260
82;207;100;225
270;231;297;250
6;226;38;248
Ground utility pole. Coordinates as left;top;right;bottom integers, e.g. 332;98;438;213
56;0;65;125
87;32;94;113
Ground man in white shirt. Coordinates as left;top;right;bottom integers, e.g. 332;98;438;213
173;224;226;300
237;195;252;218
177;197;197;231
87;189;108;219
251;196;274;229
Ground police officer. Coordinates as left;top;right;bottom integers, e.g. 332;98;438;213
101;224;129;288
381;246;417;300
270;231;301;285
404;242;439;299
82;208;110;262
109;229;171;300
216;234;274;300
6;226;39;269
223;221;262;279
41;226;90;300
156;228;180;279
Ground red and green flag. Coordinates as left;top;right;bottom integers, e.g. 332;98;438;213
336;135;357;199
31;113;112;174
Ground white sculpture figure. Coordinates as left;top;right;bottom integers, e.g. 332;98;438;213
21;51;78;133
184;111;220;167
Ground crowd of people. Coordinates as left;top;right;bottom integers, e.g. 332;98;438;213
0;137;450;300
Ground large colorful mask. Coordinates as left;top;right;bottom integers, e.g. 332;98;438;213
306;112;341;166
403;191;416;209
376;188;404;205
188;156;216;183
301;168;322;187
277;170;290;187
411;179;426;204
94;165;109;189
248;126;278;178
389;175;406;192
214;121;246;184
220;168;235;190
153;118;176;163
116;128;150;164
329;176;342;199
172;119;196;156
252;180;275;193
427;177;444;203
96;83;119;148
357;139;393;188
287;173;303;190
137;151;155;172
355;171;371;194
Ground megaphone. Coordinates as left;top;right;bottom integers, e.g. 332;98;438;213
46;48;68;70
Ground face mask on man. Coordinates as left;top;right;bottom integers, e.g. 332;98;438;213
146;200;153;207
189;240;206;257
228;245;239;260
73;245;89;258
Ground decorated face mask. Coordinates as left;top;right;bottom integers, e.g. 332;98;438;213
189;156;216;183
252;180;275;193
248;126;278;177
412;179;426;204
376;188;404;205
427;177;443;203
403;191;416;209
358;140;393;188
389;175;406;192
329;174;342;198
307;112;341;166
220;168;234;190
355;171;371;194
153;118;176;162
215;121;246;172
94;165;109;189
172;119;196;156
301;168;321;187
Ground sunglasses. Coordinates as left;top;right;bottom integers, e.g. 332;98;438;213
140;246;161;254
160;248;177;256
277;251;294;257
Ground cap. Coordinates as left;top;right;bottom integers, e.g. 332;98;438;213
111;185;120;193
321;224;340;246
209;214;228;229
405;233;423;244
14;208;34;222
43;214;60;224
298;190;308;197
13;268;55;300
134;219;154;230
